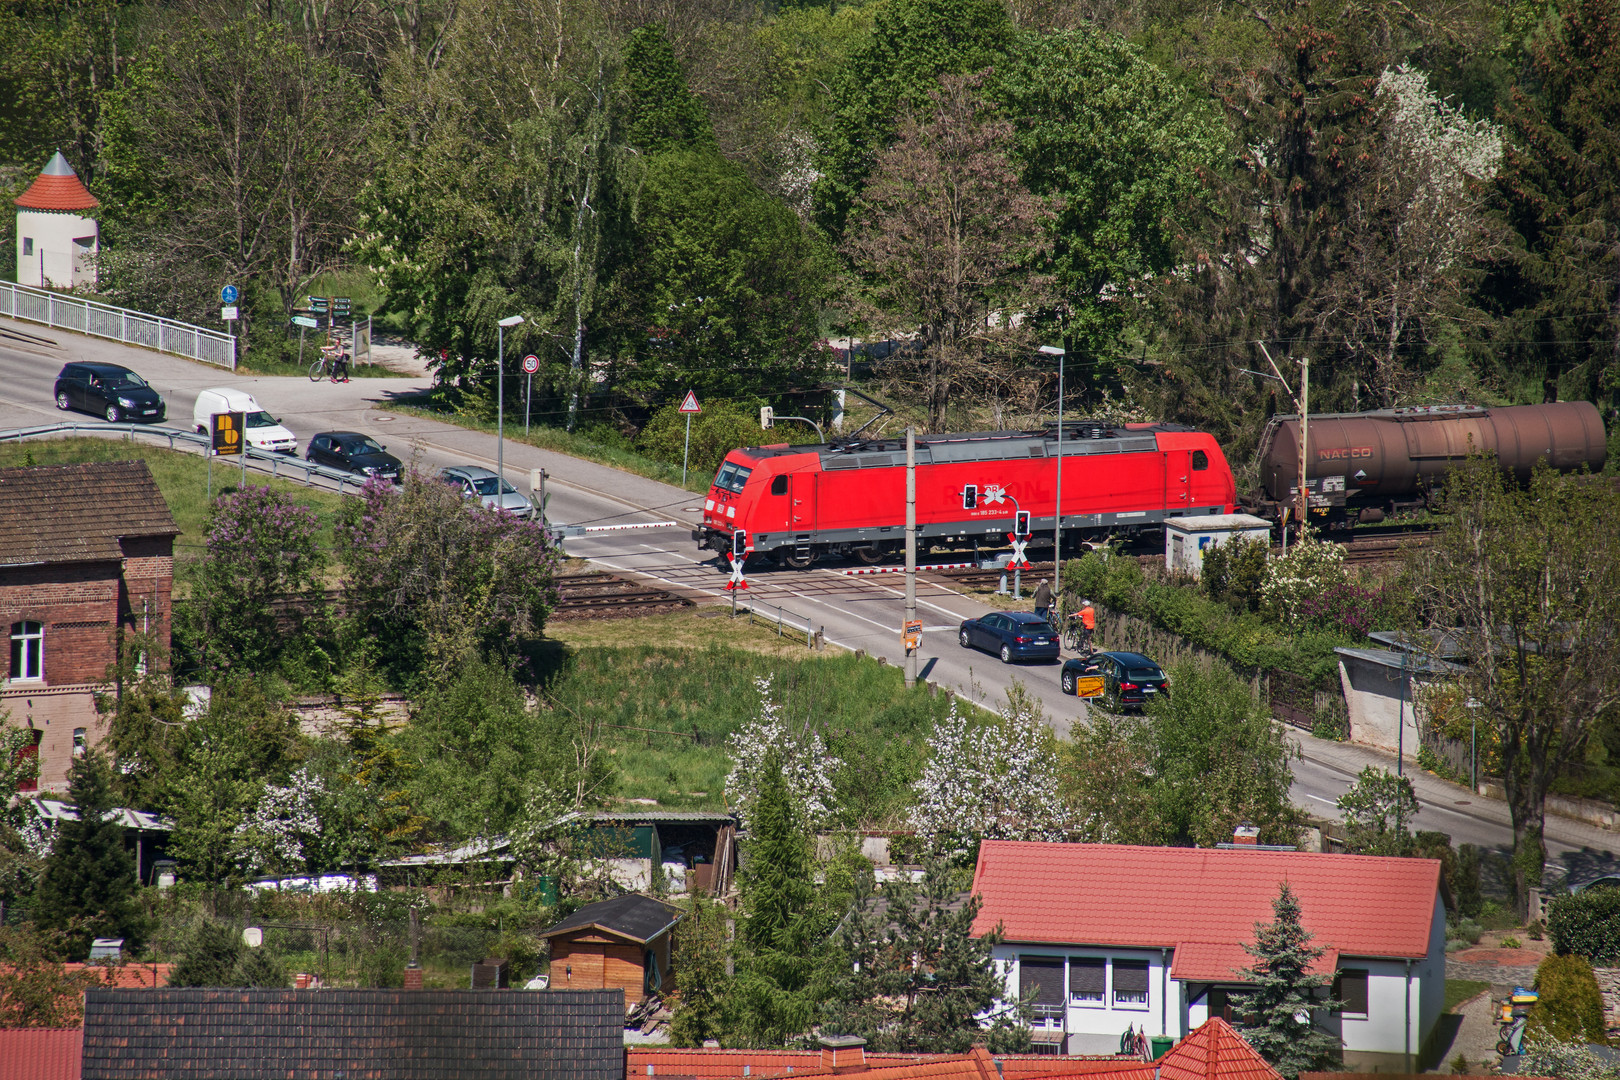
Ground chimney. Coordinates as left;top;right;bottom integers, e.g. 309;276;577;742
403;962;423;990
819;1034;868;1073
1232;823;1260;845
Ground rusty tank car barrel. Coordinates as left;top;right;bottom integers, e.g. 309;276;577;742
1258;401;1609;503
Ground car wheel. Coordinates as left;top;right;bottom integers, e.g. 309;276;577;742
55;391;71;411
1000;644;1013;664
959;629;972;649
105;404;122;423
1062;671;1076;695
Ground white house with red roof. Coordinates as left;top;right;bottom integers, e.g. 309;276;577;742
14;150;99;289
971;841;1447;1069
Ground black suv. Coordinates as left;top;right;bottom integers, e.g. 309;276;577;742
307;431;402;483
54;363;166;423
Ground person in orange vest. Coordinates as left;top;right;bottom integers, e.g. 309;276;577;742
1079;598;1096;652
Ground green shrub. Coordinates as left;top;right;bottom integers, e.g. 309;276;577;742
1547;885;1620;965
1526;953;1608;1045
1454;845;1483;918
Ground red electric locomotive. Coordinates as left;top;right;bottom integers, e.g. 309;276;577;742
695;422;1237;566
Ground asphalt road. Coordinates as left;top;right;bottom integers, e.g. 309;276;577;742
4;317;1616;878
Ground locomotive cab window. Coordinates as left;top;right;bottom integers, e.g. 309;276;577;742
1192;450;1209;471
714;462;753;494
770;475;788;496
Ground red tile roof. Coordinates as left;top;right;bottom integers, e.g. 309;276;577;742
971;842;1440;969
0;1028;82;1080
626;1048;1154;1080
14;152;98;212
1169;941;1337;982
61;963;170;989
1157;1019;1280;1080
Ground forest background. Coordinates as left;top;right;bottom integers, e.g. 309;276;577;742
2;0;1617;463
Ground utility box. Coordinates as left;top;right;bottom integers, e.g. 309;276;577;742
1164;514;1272;578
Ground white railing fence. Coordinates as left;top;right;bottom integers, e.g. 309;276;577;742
0;281;236;370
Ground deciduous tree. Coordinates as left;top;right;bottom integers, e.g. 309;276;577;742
1336;766;1420;855
336;473;560;686
1411;457;1620;912
842;74;1049;431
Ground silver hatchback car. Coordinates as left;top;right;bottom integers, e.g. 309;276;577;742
438;465;534;518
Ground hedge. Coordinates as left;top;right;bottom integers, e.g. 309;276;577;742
1548;886;1620;966
1526;953;1608;1045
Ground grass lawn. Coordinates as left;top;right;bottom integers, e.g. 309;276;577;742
0;436;350;559
1445;979;1492;1012
380;400;710;493
538;609;958;826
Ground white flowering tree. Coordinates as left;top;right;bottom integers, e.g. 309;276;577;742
235;767;325;876
725;675;843;832
1334;65;1505;404
908;684;1071;861
1261;529;1349;624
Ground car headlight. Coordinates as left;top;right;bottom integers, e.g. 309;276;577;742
118;397;136;407
361;465;379;475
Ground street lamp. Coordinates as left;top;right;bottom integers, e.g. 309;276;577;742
497;315;524;489
1039;345;1066;586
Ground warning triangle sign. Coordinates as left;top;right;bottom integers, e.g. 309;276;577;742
678;390;701;414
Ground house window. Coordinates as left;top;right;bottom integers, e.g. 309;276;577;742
1113;960;1149;1006
72;728;88;758
1334;969;1370;1017
1208;987;1234;1022
10;621;43;682
22;238;33;257
1019;956;1066;1027
1069;957;1105;1004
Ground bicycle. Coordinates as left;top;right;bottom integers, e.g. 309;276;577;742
308;354;331;382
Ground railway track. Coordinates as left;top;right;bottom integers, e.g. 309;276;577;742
553;571;693;619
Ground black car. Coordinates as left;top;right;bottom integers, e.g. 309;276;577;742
53;362;166;423
1061;650;1169;710
307;431;402;483
958;611;1060;663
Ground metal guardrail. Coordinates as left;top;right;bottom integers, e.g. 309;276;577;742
0;281;236;370
0;421;372;494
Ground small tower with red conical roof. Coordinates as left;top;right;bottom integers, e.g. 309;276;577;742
15;150;100;290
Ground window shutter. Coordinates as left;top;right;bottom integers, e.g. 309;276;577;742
1336;969;1369;1014
1070;958;1106;996
1019;956;1065;1007
1113;960;1150;994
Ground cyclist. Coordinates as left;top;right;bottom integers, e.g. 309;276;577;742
330;349;351;383
1077;598;1096;653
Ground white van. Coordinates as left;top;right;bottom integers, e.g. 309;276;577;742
192;387;298;454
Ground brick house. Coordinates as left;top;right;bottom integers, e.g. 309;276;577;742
0;462;178;793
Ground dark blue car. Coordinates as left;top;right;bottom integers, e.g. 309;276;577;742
958;612;1060;664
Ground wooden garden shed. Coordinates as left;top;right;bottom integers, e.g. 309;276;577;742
538;894;679;1006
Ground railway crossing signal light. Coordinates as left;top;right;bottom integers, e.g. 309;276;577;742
760;406;774;429
963;484;978;509
1014;510;1031;537
727;530;750;592
732;530;748;558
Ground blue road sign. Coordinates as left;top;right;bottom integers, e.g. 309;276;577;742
221;285;239;304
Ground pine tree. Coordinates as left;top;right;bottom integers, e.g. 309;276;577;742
1235;883;1340;1079
167;921;286;988
668;895;732;1047
729;752;819;1046
822;858;1030;1053
33;751;145;961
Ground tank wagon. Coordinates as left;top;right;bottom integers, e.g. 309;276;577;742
695;423;1236;566
1254;401;1608;522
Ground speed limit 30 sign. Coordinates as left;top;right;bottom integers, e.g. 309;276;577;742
521;354;540;374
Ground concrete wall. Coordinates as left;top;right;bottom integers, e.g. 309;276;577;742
16;208;97;289
1337;655;1423;761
